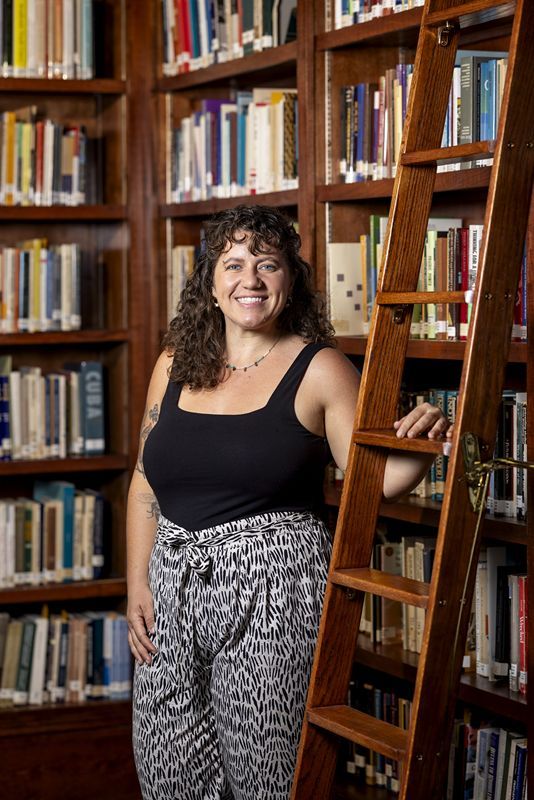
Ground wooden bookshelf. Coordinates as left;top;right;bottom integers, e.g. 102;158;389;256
0;1;152;797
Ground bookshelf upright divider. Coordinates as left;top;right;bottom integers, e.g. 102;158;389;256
0;1;153;797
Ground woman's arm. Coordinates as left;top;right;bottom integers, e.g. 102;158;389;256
313;349;450;502
126;350;173;665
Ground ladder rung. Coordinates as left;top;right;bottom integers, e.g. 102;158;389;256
425;0;514;27
354;429;450;455
331;567;430;608
308;705;408;762
401;141;494;167
376;290;470;305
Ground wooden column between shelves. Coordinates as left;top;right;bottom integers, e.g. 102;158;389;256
126;0;158;458
526;190;534;798
296;0;317;267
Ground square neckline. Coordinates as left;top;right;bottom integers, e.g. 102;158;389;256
174;342;316;417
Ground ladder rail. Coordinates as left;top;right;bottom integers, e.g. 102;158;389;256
291;0;534;797
405;0;534;793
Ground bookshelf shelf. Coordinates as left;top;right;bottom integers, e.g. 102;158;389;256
0;78;126;94
0;206;127;222
317;167;492;203
336;336;527;363
0;331;130;346
0;698;131;735
0;578;127;606
0;454;129;476
161;190;299;219
317;8;423;51
157;41;297;91
324;486;528;545
355;637;528;724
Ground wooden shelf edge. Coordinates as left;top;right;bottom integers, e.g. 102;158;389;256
0;205;127;221
0;330;129;346
0;454;129;476
0;77;126;93
336;336;527;363
0;698;131;736
317;7;423;51
318;167;492;202
355;637;527;722
157;41;297;90
324;487;528;544
161;189;299;217
0;578;127;605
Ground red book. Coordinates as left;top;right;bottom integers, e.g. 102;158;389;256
518;575;528;695
179;0;191;73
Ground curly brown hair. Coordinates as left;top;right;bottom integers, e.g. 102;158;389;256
163;205;335;389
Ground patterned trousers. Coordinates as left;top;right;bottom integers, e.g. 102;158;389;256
132;510;332;800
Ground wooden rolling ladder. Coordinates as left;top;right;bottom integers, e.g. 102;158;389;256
291;1;534;798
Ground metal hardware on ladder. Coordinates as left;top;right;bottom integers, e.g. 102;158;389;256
392;305;409;324
437;21;455;46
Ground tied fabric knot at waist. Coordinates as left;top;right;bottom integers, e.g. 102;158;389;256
155;510;319;582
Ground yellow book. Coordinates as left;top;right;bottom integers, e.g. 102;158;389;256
13;0;28;76
4;112;17;206
21;122;33;205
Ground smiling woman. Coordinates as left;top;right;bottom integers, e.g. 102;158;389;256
126;205;450;800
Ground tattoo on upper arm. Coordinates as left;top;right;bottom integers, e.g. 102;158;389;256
135;402;159;478
136;492;161;520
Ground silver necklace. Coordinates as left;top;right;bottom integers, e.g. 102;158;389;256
225;337;281;372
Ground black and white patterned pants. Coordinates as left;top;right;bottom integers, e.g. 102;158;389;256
132;510;332;800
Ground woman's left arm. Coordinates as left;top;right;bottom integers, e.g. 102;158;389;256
315;349;451;502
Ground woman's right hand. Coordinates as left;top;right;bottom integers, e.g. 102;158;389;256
127;582;158;666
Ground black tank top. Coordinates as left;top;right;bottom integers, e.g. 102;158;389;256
143;342;332;530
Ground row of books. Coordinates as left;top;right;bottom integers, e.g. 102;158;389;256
161;0;297;75
0;107;95;206
0;481;106;587
401;389;528;520
339;63;413;182
327;218;527;341
333;0;425;28
167;243;196;322
0;610;131;707
0;241;82;333
0;356;105;461
359;533;528;694
0;0;96;79
167;89;298;202
339;54;507;183
345;684;527;799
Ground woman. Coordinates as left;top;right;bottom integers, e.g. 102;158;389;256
127;205;449;800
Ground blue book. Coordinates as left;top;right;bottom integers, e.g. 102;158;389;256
486;729;500;800
188;0;200;61
356;83;365;181
236;91;253;190
33;480;76;581
63;361;105;455
511;743;527;800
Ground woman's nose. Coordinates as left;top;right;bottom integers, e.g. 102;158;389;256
242;267;263;287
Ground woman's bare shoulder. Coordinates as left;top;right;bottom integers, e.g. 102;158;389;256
302;345;360;404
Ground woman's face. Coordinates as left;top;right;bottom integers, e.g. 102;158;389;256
211;234;292;336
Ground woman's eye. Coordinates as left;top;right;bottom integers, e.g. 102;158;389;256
259;263;277;271
224;263;241;270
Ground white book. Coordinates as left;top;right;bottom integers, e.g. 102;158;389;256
28;617;49;705
61;243;73;331
475;551;490;678
63;0;75;78
0;502;7;588
73;493;85;581
473;727;499;800
326;242;364;336
82;491;96;580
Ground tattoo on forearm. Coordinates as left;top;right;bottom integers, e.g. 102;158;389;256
136;492;161;520
135;403;159;478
